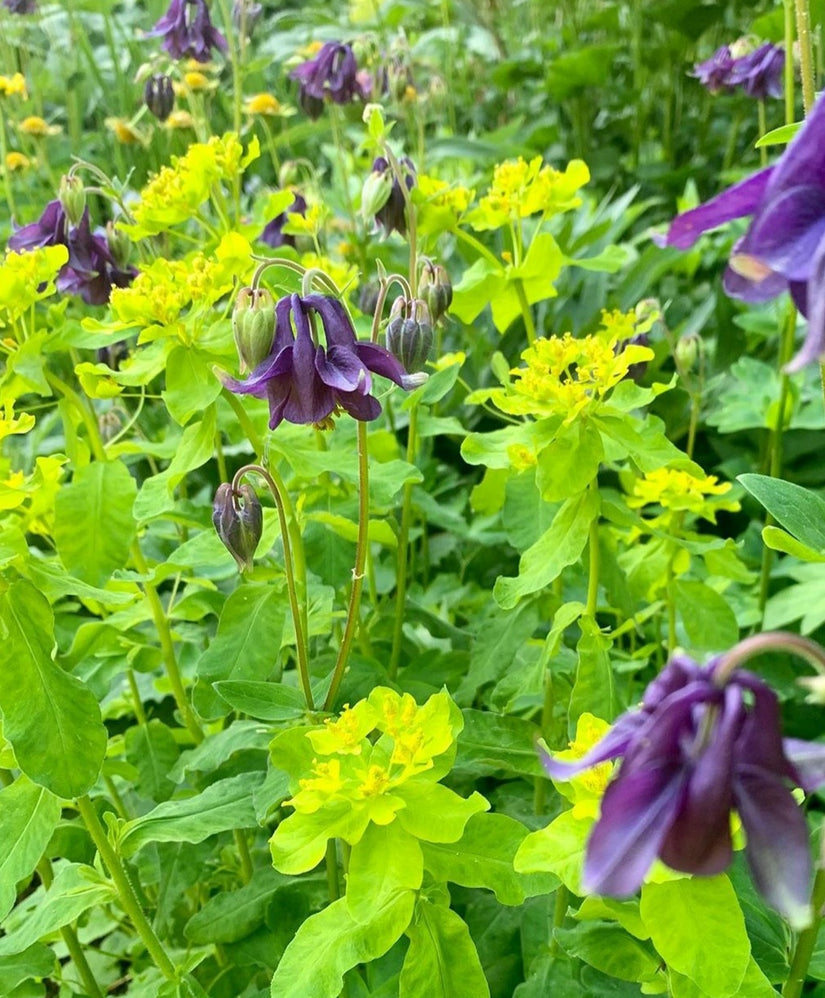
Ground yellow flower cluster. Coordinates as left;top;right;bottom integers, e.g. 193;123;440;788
488;309;653;422
416;174;474;216
0;73;27;98
627;466;740;524
546;713;613;820
285;688;459;816
19;116;61;137
123;133;259;238
468;156;590;230
0;246;69;324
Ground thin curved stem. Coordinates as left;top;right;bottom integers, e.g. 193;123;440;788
75;795;176;980
389;403;419;681
783;863;825;997
715;632;825;686
233;464;313;709
324;421;371;711
795;0;816;114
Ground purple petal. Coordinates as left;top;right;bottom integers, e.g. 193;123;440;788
336;388;382;421
285;295;334;423
765;92;825;199
355;342;410;388
734;767;813;928
737;185;825;281
225;345;294;398
657;685;741;876
540;710;647;781
723;258;788;303
785;233;825;372
304;294;358;348
316;344;370;393
583;759;687;896
783;738;825;793
663;168;774;250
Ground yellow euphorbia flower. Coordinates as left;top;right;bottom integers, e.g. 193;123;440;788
19;116;61;137
468;156;590;230
627;467;741;524
0;73;27;99
244;92;283;116
5;151;30;172
105;117;146;145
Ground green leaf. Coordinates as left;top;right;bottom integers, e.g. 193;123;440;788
133;409;216;523
0;945;55;994
451;257;502;325
0;864;116;957
490;233;563;332
399;899;490;998
569;616;619;728
125;720;180;802
270;802;371;875
212;681;307;721
185;867;289;944
270;893;414;998
170;721;271;781
54;461;137;587
739;474;825;552
0;581;106;799
0;777;61;920
673;580;739;652
195;583;287;719
554;922;660;983
120;772;262;855
536;419;603;502
163;346;223;426
593;408;682;470
422;812;558;905
396;782;489;843
456;600;540;705
347;822;424;923
455;710;544;777
514;810;591;894
640;876;750;997
308;511;397;548
669;957;776;998
762;525;825;563
494;487;600;609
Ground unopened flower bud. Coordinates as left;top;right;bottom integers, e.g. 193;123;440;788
361;164;393;221
212;482;263;573
233;287;276;373
232;0;263;36
106;221;132;270
278;160;301;188
58;174;86;227
418;262;452;323
386;297;432;372
357;281;381;317
675;332;700;372
144;74;175;122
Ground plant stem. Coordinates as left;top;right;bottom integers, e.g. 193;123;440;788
585;509;599;617
783;864;825;998
389;403;419;681
324;421;371;711
75;795;177;980
757;100;768;167
234;829;254;883
325;839;340;901
550;885;570;954
785;0;796;125
232;465;313;710
795;0;817;114
37;859;105;998
131;542;204;743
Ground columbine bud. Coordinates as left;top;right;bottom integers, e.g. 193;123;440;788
233;287;276;373
58;175;86;227
386;297;432;373
360;164;394;221
106;221;132;270
357;281;381;317
144;74;175;122
232;0;263;36
675;332;701;372
418;261;452;323
212;483;263;573
370;155;416;237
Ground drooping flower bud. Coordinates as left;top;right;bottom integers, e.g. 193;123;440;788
418;261;452;323
357;281;381;318
675;332;700;372
233;287;276;373
58;174;86;228
106;221;132;271
232;0;263;37
370;156;416;237
386;297;432;373
360;166;394;222
212;482;263;573
144;73;175;122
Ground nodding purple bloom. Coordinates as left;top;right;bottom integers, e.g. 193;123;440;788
2;0;37;12
371;156;416;237
290;41;365;119
222;293;412;429
8;202;136;305
728;42;785;99
260;192;308;249
541;651;825;927
148;0;228;63
660;92;825;371
691;45;736;93
8;200;67;252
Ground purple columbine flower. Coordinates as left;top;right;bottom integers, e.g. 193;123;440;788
728;42;785;99
371;156;416;237
148;0;228;63
289;41;365;119
691;45;736;93
8;199;67;252
260;192;308;249
2;0;37;12
222;292;412;428
660;92;825;371
541;651;825;927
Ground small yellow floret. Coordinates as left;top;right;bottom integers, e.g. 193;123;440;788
19;116;61;137
244;92;282;116
0;73;27;99
5;151;30;172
